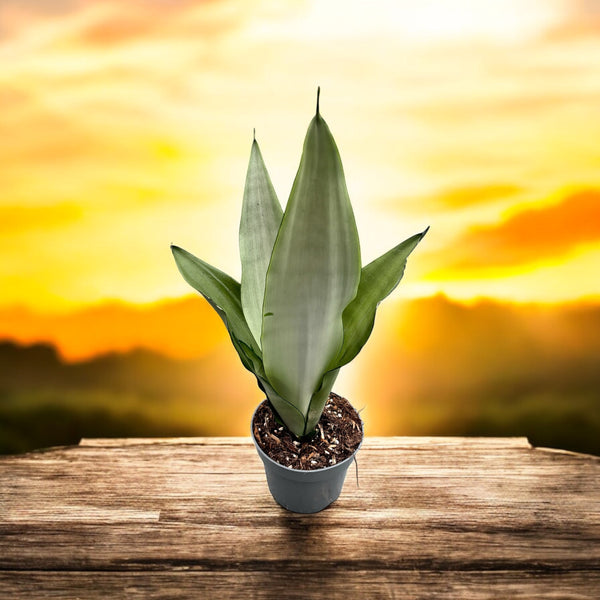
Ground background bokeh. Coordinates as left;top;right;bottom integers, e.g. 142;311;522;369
1;0;599;455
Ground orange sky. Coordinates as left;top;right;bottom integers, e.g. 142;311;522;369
1;0;600;355
0;296;224;361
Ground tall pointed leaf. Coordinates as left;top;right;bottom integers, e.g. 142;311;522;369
262;109;361;432
171;245;260;358
230;333;265;378
305;368;340;435
332;227;428;369
257;375;307;437
239;139;283;347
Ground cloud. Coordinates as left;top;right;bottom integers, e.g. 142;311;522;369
70;1;242;48
0;204;81;234
1;0;250;53
381;183;524;218
419;183;523;210
409;90;597;125
75;11;160;47
432;189;600;272
10;0;83;13
544;0;600;41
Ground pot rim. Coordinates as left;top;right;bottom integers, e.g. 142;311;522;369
251;400;364;474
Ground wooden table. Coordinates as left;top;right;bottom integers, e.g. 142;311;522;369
1;437;599;599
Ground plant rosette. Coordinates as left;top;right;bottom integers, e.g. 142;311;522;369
172;89;427;513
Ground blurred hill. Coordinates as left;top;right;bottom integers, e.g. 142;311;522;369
359;295;600;456
0;340;260;454
1;295;599;455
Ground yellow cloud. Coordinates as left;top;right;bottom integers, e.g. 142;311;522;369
394;183;523;213
0;204;81;234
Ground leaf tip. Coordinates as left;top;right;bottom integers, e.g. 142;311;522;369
316;86;320;117
253;127;256;142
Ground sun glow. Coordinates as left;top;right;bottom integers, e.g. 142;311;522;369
258;0;564;43
1;0;599;337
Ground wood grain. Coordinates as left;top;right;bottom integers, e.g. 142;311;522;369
1;437;598;599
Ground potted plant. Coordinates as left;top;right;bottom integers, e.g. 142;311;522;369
172;89;427;513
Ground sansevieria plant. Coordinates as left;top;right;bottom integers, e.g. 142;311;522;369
172;90;428;439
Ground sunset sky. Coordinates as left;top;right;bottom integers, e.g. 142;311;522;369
1;0;600;359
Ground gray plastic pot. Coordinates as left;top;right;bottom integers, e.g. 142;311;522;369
252;407;363;514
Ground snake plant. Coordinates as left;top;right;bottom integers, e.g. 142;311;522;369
172;90;428;438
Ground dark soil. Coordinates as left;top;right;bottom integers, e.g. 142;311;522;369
252;392;363;470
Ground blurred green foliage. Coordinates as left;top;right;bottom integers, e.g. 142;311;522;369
0;341;256;454
362;296;600;456
1;296;599;456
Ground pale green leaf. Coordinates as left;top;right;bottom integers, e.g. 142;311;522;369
239;139;283;347
333;227;429;369
171;245;260;360
257;376;307;437
231;333;305;435
262;111;361;429
230;334;264;378
169;249;293;430
305;368;340;435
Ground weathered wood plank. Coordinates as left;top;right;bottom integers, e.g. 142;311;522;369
78;436;248;447
1;521;597;569
78;435;532;449
1;571;599;600
1;437;598;599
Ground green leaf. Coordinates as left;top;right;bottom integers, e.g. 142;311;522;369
230;333;264;378
257;375;307;437
305;368;340;435
262;110;361;428
171;245;260;360
229;332;305;434
332;227;429;369
239;139;283;347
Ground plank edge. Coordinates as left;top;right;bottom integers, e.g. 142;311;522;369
78;436;532;449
